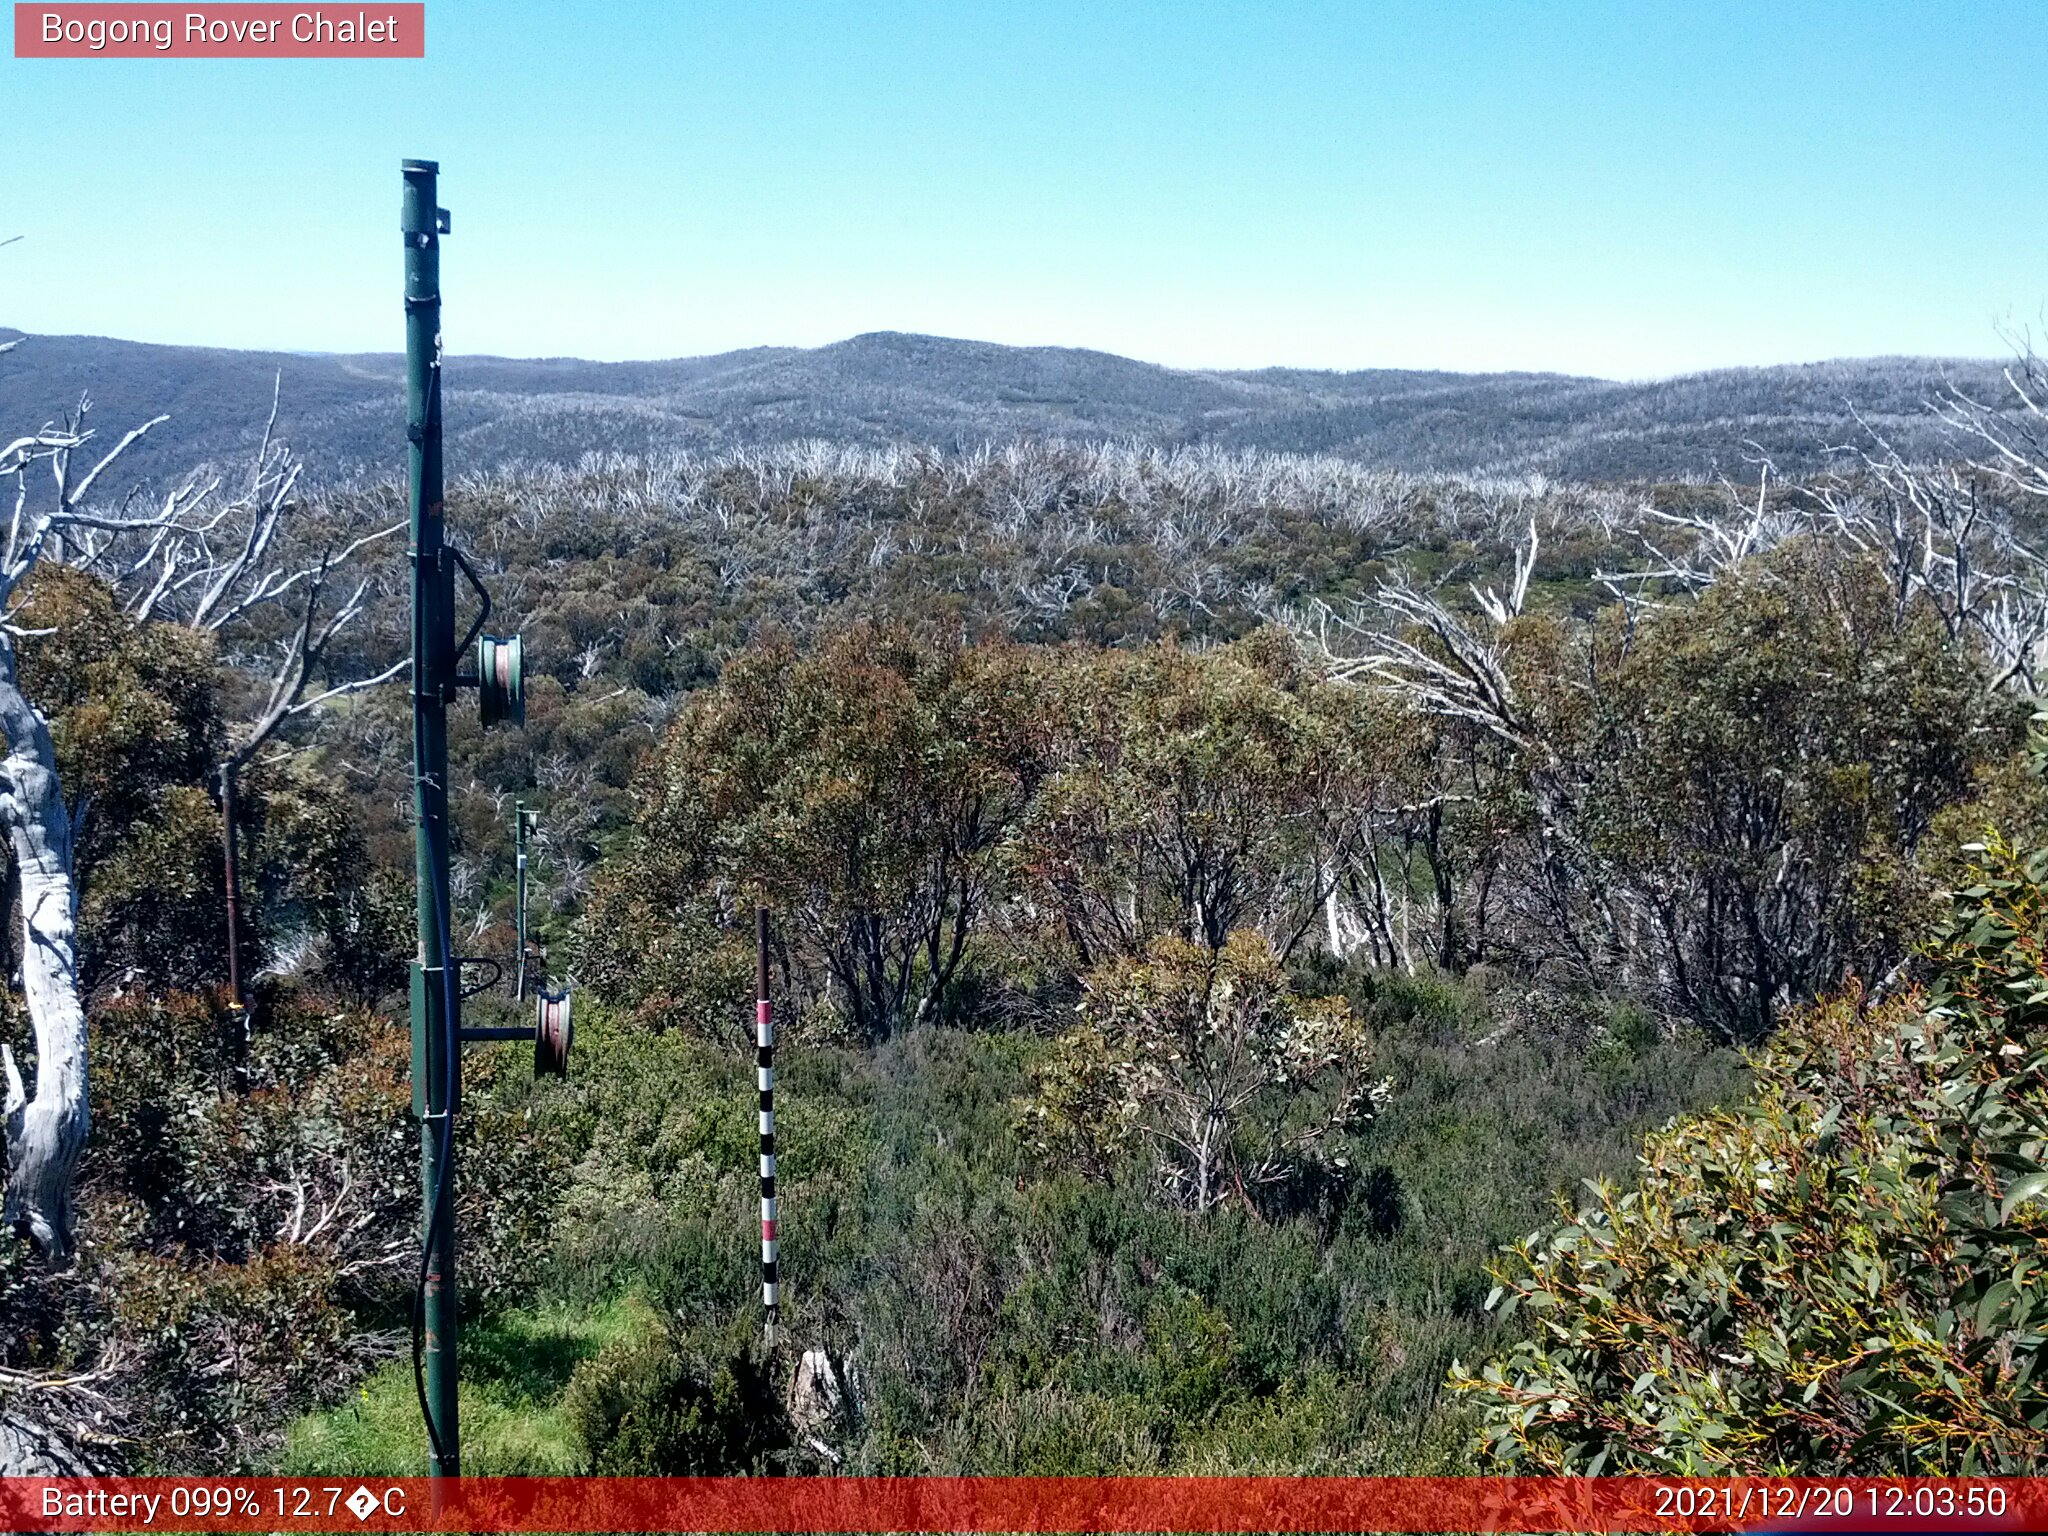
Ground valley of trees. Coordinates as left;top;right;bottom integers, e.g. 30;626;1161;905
2;335;2048;1476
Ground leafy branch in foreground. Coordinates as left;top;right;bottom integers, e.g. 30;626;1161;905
1452;829;2048;1473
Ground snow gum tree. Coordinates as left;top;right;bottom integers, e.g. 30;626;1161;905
0;404;161;1254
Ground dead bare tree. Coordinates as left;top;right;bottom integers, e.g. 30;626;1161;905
1932;347;2048;505
69;382;406;1002
1296;515;1691;987
1301;524;1538;757
0;358;406;1252
0;401;190;1255
1590;379;2048;694
1294;367;2048;1036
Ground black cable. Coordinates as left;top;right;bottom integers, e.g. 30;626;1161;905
410;717;460;1474
456;956;503;1000
407;496;461;1473
410;844;459;1473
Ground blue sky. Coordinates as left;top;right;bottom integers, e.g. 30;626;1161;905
1;1;2042;377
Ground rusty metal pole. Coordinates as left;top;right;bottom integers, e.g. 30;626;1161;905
220;762;245;1006
220;762;251;1090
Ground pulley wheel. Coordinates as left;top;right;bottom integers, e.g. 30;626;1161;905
478;633;525;729
535;986;572;1078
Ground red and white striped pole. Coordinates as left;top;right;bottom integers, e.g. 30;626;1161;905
756;906;779;1345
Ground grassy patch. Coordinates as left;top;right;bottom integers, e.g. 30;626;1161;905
280;1296;651;1475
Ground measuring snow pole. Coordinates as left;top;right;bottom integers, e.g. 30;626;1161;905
757;906;779;1344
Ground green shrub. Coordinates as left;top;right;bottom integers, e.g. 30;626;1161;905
0;986;563;1471
562;1316;786;1474
1025;930;1388;1213
1453;831;2048;1472
1141;1288;1243;1425
521;988;1733;1477
1570;544;2020;1041
577;625;1051;1042
955;1387;1164;1474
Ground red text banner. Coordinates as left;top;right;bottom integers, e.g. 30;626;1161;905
14;5;423;57
0;1476;2041;1533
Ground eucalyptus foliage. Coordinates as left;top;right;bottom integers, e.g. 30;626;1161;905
1027;931;1388;1214
1454;829;2048;1472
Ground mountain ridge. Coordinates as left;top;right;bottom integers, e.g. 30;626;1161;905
0;325;2013;487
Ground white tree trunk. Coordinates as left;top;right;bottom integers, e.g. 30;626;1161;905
0;631;87;1257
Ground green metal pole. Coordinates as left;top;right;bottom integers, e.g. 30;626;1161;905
403;157;460;1480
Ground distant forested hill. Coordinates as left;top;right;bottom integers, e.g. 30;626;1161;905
0;325;2016;487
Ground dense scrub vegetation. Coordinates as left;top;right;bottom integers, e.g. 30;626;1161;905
1456;822;2048;1473
289;979;1738;1475
9;381;2048;1473
0;573;554;1464
579;560;2017;1053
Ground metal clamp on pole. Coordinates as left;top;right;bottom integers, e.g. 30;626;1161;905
476;633;524;727
444;545;524;728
